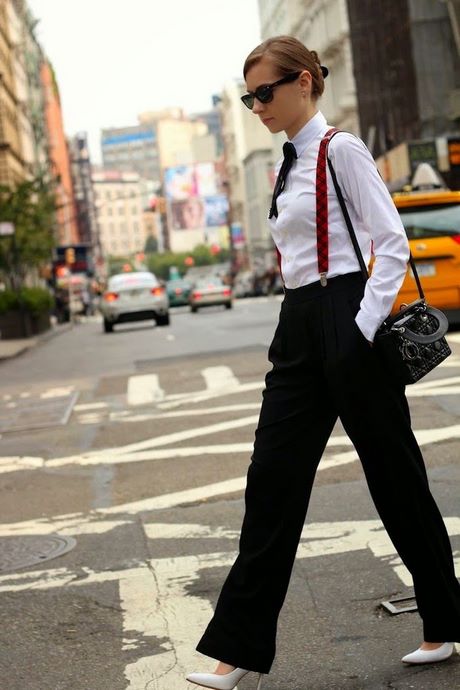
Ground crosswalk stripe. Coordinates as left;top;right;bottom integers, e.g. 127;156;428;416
127;374;165;406
201;366;239;391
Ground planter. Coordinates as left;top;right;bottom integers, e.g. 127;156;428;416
0;309;51;339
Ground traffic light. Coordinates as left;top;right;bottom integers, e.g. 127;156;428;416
65;247;75;265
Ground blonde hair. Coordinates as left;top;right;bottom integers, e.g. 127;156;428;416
243;35;325;100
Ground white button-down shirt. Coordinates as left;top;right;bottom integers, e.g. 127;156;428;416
269;110;410;342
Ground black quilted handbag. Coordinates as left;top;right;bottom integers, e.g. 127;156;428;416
327;151;451;385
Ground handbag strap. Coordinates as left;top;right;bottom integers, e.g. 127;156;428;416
321;130;425;301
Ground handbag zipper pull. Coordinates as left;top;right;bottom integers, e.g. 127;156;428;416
320;272;328;287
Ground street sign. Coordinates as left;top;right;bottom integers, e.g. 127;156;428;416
0;222;15;236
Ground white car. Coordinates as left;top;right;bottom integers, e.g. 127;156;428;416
99;271;170;333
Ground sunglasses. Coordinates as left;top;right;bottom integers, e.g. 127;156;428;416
241;72;301;110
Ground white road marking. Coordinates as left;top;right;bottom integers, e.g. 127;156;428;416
40;386;74;399
74;402;109;411
110;402;262;424
77;413;106;425
127;374;165;406
0;516;458;689
157;381;264;410
202;366;240;392
3;422;460;476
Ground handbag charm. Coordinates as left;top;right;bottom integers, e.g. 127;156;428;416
317;130;451;385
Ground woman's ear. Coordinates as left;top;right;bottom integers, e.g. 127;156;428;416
299;70;312;93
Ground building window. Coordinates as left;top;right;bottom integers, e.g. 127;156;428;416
118;206;124;215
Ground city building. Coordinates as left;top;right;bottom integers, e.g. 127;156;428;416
8;0;35;177
23;2;49;175
41;59;79;245
258;0;360;137
101;123;161;191
92;171;147;258
0;0;26;186
219;79;274;265
349;0;460;189
69;132;99;251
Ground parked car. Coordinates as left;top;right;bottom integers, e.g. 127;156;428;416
166;278;193;307
99;271;170;333
189;277;232;313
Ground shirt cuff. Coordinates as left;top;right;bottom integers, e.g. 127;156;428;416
355;310;382;343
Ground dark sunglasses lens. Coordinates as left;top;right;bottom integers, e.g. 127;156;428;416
241;94;254;109
256;85;273;103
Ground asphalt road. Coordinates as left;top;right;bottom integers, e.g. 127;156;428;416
0;297;459;690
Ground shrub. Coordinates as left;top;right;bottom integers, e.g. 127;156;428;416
0;287;54;316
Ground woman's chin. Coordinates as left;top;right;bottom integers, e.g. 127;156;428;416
264;120;284;133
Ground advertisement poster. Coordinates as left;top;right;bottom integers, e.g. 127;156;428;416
164;166;197;200
171;198;206;230
195;162;218;197
204;195;228;227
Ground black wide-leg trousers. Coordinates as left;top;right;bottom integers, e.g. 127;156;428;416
196;272;460;673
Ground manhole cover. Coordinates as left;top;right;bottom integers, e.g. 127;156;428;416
0;534;77;573
0;391;79;433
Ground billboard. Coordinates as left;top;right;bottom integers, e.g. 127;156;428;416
170;195;228;230
165;162;228;232
164;166;197;200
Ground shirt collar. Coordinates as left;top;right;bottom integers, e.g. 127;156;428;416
289;110;328;156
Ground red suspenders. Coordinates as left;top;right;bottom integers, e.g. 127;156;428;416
274;127;339;288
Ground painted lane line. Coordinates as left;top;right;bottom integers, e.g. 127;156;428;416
40;386;75;399
157;381;264;410
110;403;262;423
46;414;261;466
127;374;165;406
74;402;109;411
409;374;460;390
45;422;460;470
0;456;45;474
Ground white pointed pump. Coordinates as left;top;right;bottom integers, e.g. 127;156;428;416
401;642;455;664
186;666;264;690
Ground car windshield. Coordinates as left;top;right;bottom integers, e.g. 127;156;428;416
195;278;224;288
398;203;460;240
108;272;158;290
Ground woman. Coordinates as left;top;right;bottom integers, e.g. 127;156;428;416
187;36;460;689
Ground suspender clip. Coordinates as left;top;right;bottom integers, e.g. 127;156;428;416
320;272;328;287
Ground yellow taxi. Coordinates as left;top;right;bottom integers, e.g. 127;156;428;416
392;188;460;320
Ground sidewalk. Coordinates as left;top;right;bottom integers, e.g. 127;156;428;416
0;320;73;361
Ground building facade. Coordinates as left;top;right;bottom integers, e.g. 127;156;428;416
101;124;161;190
41;60;79;245
347;0;460;159
0;0;25;186
219;79;274;264
93;171;148;258
258;0;360;137
69;132;99;250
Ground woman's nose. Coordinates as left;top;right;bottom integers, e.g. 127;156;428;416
252;99;264;114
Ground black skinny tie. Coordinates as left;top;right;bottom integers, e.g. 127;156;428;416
269;142;297;219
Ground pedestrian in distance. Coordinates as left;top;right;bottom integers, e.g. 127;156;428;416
186;35;460;690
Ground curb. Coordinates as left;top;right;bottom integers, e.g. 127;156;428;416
0;322;74;363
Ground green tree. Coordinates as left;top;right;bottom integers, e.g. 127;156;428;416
0;175;57;289
144;234;158;253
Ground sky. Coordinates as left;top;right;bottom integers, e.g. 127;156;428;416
28;0;261;163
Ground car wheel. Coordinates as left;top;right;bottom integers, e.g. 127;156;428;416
225;302;233;309
103;318;114;333
155;312;170;326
